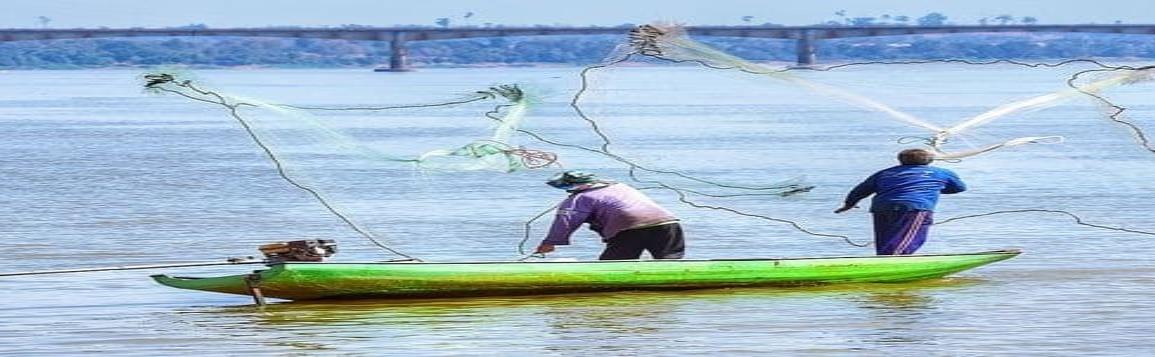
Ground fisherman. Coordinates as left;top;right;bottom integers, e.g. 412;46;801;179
835;149;966;255
534;171;684;260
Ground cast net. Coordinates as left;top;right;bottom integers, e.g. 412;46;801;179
143;72;557;260
550;23;1155;255
143;24;1155;259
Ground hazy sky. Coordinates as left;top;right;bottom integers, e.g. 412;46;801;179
1;0;1151;28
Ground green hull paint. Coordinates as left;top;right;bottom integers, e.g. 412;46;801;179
151;249;1020;301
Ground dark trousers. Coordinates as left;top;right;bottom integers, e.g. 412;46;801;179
599;223;685;260
872;210;933;255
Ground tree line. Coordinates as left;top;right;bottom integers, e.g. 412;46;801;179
1;32;1154;69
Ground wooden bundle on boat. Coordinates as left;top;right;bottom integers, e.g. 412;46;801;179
258;239;337;263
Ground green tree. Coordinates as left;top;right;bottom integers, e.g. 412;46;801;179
917;12;948;26
834;10;848;25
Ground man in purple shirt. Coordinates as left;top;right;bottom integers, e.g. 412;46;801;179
534;171;684;260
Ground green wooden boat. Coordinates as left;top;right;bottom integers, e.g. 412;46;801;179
151;249;1020;301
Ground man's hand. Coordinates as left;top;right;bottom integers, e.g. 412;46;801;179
534;243;556;254
834;205;856;214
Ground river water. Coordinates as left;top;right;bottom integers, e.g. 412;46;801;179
1;65;1153;355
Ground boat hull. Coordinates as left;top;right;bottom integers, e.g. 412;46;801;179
151;249;1020;301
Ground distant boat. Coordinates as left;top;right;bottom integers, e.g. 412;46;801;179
151;249;1020;301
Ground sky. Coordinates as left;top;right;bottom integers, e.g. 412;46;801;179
0;0;1152;28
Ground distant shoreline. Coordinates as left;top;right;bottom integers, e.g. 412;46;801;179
3;32;1155;70
4;58;1154;71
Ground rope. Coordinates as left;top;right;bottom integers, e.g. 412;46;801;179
770;59;1155;237
145;74;421;261
1065;66;1155;154
775;58;1134;73
630;167;870;247
478;102;563;169
518;203;561;255
280;94;491;111
501;32;862;248
499;29;860;248
777;58;1155;155
772;58;1155;236
515;27;1155;249
937;209;1155;236
0;257;265;277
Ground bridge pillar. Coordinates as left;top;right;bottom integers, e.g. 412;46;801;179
376;32;412;72
795;30;817;67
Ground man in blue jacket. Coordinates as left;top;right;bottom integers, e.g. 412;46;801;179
835;149;967;255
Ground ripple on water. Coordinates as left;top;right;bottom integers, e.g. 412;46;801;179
2;67;1155;355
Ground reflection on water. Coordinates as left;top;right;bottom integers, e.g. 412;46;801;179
234;279;975;323
856;291;939;346
156;280;976;355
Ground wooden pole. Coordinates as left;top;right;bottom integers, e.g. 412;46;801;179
244;273;267;306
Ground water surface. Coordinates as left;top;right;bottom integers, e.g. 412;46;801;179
1;65;1153;355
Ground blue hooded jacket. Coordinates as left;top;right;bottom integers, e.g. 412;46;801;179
844;164;966;213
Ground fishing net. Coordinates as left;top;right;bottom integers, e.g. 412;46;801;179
555;23;1155;253
624;24;1155;160
144;73;550;173
141;24;1155;259
142;72;558;260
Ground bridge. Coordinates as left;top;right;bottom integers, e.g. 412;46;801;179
3;24;1155;70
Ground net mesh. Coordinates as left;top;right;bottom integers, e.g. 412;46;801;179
141;24;1155;258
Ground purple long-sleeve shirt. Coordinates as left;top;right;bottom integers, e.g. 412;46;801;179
543;183;678;245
